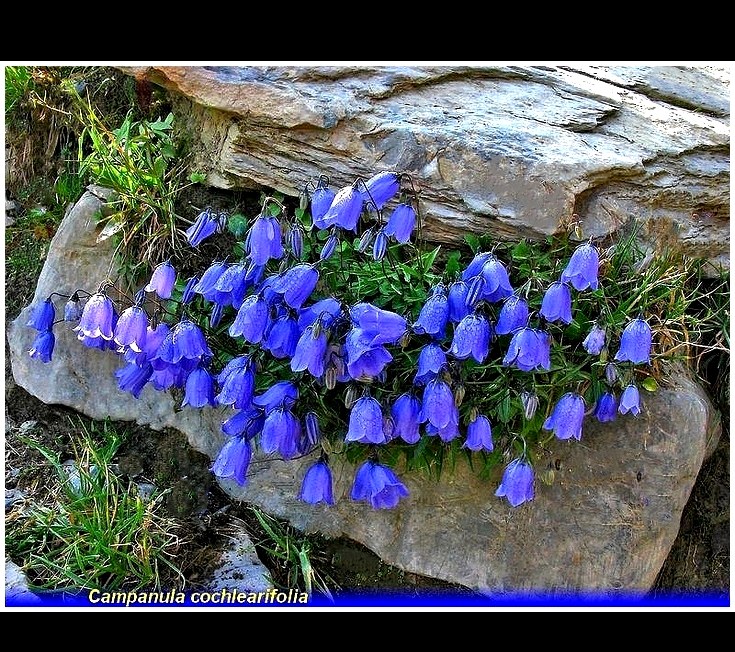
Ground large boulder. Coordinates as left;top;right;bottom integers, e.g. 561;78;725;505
124;65;730;272
7;189;722;595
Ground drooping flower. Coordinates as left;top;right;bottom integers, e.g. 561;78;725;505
390;393;422;444
145;261;176;300
413;342;447;385
495;458;535;507
155;319;212;364
248;213;284;266
252;380;299;411
113;306;149;353
561;242;599;291
260;407;302;460
298;297;343;332
495;295;529;335
181;276;199;305
420;379;458;430
64;296;82;322
479;256;514;303
384;203;416;244
216;356;255;409
619;384;641;416
211;436;252;486
413;288;449;339
345;396;388;444
221;407;265;439
311;184;337;230
594;392;618;422
543;392;586;441
425;419;461;443
614;318;652;365
288;225;304;259
449;313;492;363
291;325;328;378
462;251;494;282
321;183;364;231
186;208;218;248
229;294;269;343
362;171;400;210
28;330;55;363
298;459;335;506
115;361;153;398
447;281;470;323
182;366;216;408
350;303;407;346
27;297;56;331
540;281;573;324
263;315;300;359
194;261;229;304
301;412;322;453
272;264;319;309
464;414;494;452
372;229;388;261
320;233;339;261
212;262;250;308
350;459;409;510
502;327;552;372
583;323;606;355
344;333;394;381
75;292;115;341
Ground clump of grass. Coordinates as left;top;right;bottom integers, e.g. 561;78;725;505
248;506;336;599
5;419;183;592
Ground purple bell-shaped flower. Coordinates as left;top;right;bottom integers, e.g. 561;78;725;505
543;392;586;441
495;458;535;507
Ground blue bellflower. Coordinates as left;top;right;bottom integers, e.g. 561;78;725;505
211;436;252;486
413;288;449;339
260;408;302;460
186;208;218;248
27;298;56;331
321;184;364;231
390;393;422;444
449;313;492;363
447;281;470;323
614;318;652;365
543;392;586;441
495;295;529;335
420;379;458;430
181;276;199;305
414;342;447;385
619;384;642;416
583;323;606;355
311;185;337;230
462;251;494;282
495;458;535;507
76;293;115;341
248;214;284;266
64;297;82;322
350;303;407;346
298;459;335;506
229;294;269;343
272;264;319;309
194;261;228;303
479;256;514;303
464;414;494;452
114;306;149;353
350;459;409;510
291;325;328;378
182;366;216;408
115;361;153;398
540;281;573;324
502;327;552;372
252;380;299;411
221;407;265;439
425;419;461;443
212;262;250;308
216;356;255;409
263;315;300;359
28;330;55;363
145;261;176;300
384;203;416;244
594;392;618;422
562;242;599;291
362;171;400;210
345;396;388;444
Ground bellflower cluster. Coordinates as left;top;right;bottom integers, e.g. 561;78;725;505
26;170;657;513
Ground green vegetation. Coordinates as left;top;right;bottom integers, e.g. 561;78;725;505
5;419;182;592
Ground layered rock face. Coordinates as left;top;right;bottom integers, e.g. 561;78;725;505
125;65;729;272
7;188;722;595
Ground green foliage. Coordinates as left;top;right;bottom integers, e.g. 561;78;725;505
5;66;35;116
73;90;202;284
249;506;335;598
5;419;182;592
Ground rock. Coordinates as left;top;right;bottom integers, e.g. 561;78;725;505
203;520;273;594
123;65;730;272
7;191;722;595
5;488;25;512
5;560;42;605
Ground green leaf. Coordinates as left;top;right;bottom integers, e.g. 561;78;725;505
445;250;462;277
641;377;659;392
189;171;206;184
464;234;481;253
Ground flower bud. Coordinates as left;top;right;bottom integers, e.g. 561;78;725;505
520;391;539;420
